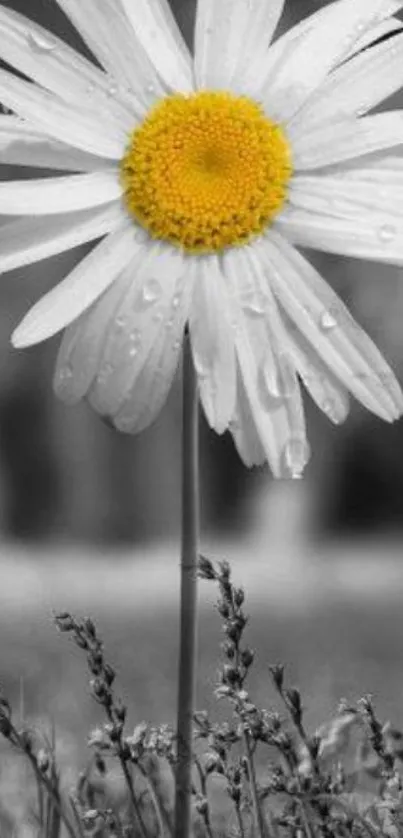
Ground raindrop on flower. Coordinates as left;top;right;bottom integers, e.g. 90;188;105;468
194;358;209;379
283;437;311;479
378;223;397;244
264;354;296;400
97;363;113;384
322;396;347;425
243;301;265;317
142;278;162;305
27;31;58;53
115;315;127;330
320;309;338;332
129;329;141;357
172;293;181;310
58;365;73;384
107;80;119;97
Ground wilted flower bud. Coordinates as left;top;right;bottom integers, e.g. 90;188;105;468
269;664;284;692
234;588;245;607
241;648;254;668
198;556;216;580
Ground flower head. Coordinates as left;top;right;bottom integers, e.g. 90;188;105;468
3;0;403;477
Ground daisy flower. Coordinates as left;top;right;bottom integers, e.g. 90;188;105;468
4;0;403;478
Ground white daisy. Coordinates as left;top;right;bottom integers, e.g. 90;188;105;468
4;0;403;478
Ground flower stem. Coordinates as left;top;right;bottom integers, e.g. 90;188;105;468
174;334;200;838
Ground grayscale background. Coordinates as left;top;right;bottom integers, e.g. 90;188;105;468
0;0;403;820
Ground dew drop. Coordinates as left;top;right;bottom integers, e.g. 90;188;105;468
128;329;142;357
173;339;181;351
142;278;162;306
264;354;296;400
378;223;397;244
58;365;73;384
243;301;265;318
115;315;127;330
322;396;347;425
27;30;58;53
194;358;209;379
107;80;119;97
283;437;311;479
97;363;113;384
320;309;338;332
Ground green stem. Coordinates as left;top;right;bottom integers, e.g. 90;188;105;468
174;335;200;838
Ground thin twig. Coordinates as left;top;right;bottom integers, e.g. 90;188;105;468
137;761;173;838
243;730;269;838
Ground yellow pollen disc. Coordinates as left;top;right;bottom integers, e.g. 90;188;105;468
121;91;292;254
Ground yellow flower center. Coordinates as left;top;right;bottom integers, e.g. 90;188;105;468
121;91;292;254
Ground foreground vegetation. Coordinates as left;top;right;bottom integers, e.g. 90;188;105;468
1;556;403;837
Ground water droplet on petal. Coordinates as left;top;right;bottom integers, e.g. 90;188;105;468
27;31;58;53
173;339;181;351
322;396;347;425
97;363;114;384
283;437;311;479
172;293;181;310
378;223;397;244
142;278;162;306
58;365;73;384
107;80;119;97
194;358;209;379
320;309;338;332
128;329;141;357
264;354;296;400
115;315;127;330
244;302;265;317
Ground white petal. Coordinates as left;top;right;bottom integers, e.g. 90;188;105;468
114;270;193;434
223;246;308;478
0;6;137;129
345;7;403;57
276;205;403;265
256;231;403;422
54;266;135;405
282;313;350;425
188;256;236;434
290;173;403;220
0;171;122;216
292;112;403;170
12;222;140;348
259;0;403;122
257;0;401;100
289;31;403;134
0;116;116;171
0;202;125;274
194;0;284;90
119;0;193;92
88;243;189;418
0;69;125;159
230;371;266;468
55;0;165;109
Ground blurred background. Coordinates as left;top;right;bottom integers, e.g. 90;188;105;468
1;0;403;809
